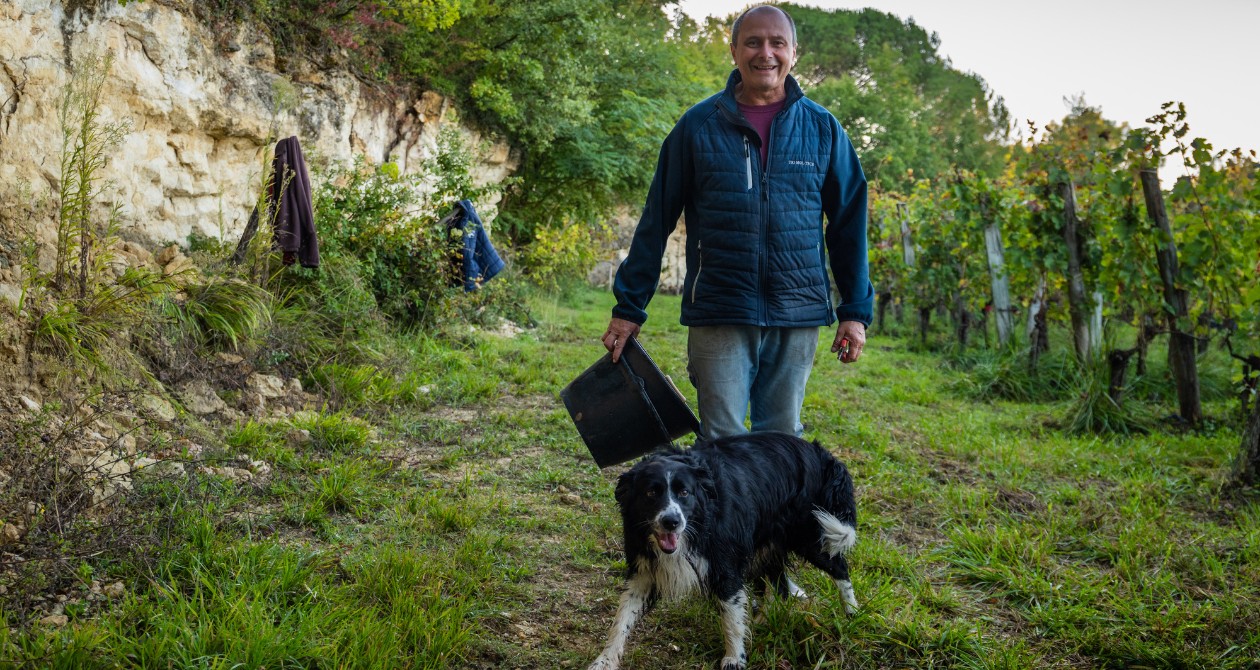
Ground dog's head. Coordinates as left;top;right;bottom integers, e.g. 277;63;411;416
615;452;713;555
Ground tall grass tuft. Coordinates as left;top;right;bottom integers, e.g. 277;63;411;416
160;278;273;352
950;346;1077;402
1064;352;1157;435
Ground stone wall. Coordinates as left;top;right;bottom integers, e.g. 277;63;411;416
0;0;517;250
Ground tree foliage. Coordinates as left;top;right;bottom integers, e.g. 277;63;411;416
786;5;1010;191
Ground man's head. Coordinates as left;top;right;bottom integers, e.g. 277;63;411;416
729;5;797;103
730;4;796;47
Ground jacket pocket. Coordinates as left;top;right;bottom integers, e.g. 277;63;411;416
743;136;753;191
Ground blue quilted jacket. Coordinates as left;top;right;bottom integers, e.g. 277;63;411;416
612;71;873;328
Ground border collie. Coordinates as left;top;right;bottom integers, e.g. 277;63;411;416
588;432;858;670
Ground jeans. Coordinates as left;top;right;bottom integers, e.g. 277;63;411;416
686;325;819;439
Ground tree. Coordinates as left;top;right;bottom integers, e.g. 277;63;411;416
786;5;1010;191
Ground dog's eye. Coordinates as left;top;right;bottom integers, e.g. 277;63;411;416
645;489;657;497
678;489;689;498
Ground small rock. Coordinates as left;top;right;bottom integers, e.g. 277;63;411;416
139;394;177;423
102;581;125;599
1;522;22;546
118;433;137;455
222;467;253;483
0;282;21;311
215;352;244;365
39;614;68;627
158;461;187;478
286;428;312;447
121;241;153;264
560;493;581;506
163;255;195;277
285;377;303;395
247;373;286;399
180;440;205;459
177;379;227;415
248;459;272;478
18;395;40;412
155;244;180;266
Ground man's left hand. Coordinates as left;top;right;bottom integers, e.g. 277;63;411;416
832;321;866;363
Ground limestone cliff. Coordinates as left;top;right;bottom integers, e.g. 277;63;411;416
0;0;517;248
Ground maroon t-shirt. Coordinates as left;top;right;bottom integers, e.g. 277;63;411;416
737;99;785;168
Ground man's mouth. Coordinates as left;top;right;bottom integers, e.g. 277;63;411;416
655;532;679;554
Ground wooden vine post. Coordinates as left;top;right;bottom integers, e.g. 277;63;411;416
980;195;1013;347
1233;382;1260;487
898;203;930;345
1138;168;1202;424
1059;180;1093;362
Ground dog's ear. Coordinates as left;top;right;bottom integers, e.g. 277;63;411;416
614;468;636;508
691;460;718;505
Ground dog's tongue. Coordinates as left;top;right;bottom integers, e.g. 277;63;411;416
657;532;678;553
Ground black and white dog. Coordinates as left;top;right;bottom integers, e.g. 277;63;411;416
588;432;858;670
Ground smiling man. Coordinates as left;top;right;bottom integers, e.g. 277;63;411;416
601;4;872;444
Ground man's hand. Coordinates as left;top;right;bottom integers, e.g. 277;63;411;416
603;318;642;363
832;321;866;363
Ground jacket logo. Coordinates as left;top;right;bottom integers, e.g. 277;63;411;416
787;160;815;168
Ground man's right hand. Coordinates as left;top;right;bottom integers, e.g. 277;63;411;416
602;318;642;363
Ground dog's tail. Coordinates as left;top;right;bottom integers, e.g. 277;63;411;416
813;455;858;558
813;509;857;557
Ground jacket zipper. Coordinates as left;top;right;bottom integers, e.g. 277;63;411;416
691;240;702;303
743;136;753;191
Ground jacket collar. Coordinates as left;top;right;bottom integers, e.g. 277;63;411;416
718;69;804;122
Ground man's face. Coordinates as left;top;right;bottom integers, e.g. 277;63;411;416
729;8;796;97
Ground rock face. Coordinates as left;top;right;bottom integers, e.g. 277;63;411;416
588;205;688;295
0;0;518;248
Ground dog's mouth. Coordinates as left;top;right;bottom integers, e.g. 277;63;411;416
655;532;679;554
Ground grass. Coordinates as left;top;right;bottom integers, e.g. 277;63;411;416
2;285;1258;669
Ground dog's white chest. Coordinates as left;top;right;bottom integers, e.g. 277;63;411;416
637;552;709;601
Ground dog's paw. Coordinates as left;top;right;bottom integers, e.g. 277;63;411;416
719;655;746;670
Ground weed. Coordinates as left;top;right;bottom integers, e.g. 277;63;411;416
290;411;374;453
159;278;273;352
1063;350;1158;435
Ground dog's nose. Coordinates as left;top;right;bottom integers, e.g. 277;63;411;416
660;514;681;531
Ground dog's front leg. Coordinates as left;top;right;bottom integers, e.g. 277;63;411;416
717;588;750;670
589;575;653;670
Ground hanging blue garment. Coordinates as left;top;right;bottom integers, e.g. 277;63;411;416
445;199;505;291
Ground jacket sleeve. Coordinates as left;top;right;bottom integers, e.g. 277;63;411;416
822;118;875;326
611;120;690;325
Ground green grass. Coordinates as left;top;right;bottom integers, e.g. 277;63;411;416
3;285;1258;669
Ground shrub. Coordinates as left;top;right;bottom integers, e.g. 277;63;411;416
312;128;515;329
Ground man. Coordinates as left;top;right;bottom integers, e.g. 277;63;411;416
602;4;872;440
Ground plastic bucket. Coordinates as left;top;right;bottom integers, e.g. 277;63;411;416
561;336;700;468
